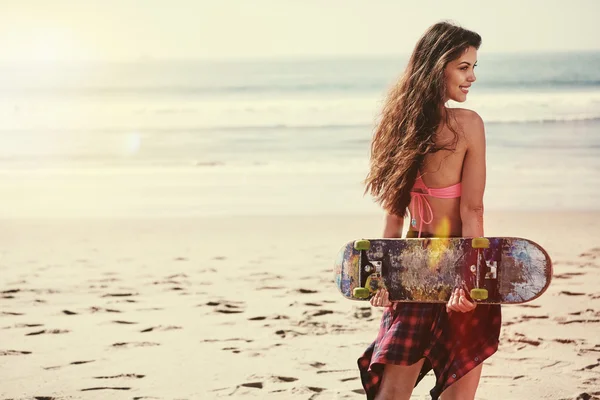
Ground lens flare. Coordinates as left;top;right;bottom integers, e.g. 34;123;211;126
125;132;141;155
427;217;452;270
434;217;452;238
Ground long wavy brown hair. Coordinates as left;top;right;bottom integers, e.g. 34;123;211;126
364;21;481;217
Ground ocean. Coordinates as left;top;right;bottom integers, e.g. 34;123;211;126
0;52;599;217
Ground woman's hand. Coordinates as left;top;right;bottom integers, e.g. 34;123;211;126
370;288;394;308
446;288;477;313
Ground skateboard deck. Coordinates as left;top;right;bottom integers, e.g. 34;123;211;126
333;237;552;304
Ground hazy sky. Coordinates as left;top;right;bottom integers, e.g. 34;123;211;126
1;0;598;63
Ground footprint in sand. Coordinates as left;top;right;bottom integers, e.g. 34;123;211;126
2;288;20;299
580;362;600;371
248;316;267;321
275;329;308;338
574;391;600;400
354;307;373;319
213;381;264;395
222;346;242;354
580;380;600;391
93;277;121;283
44;360;96;369
507;333;542;347
580;247;600;259
167;273;189;279
520;315;549;321
554;272;585;279
217;337;257;354
276;376;299;382
89;307;122;313
71;360;95;365
569;309;599;317
203;300;246;314
257;285;286;290
152;273;191;293
26;329;69;336
248;315;289;322
94;374;145;379
0;349;32;356
111;342;160;348
220;374;304;394
296;288;319;294
102;292;138;298
557;318;600;325
201;338;253;344
554;338;579;344
560;290;586;296
240;382;263;389
89;284;110;289
136;307;164;311
140;325;182;333
303;309;334;317
13;323;44;328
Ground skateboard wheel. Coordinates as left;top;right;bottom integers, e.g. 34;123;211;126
354;240;371;251
472;238;490;249
470;288;488;300
353;287;371;299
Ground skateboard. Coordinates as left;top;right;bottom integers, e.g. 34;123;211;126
333;237;552;304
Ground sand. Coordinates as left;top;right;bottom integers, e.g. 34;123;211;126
1;212;599;399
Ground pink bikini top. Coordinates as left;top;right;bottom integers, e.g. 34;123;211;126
410;173;462;238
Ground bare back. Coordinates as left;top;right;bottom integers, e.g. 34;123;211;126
408;108;486;237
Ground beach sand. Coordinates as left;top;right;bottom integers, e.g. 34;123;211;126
1;212;599;399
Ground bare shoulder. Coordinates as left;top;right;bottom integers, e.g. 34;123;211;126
450;108;485;144
451;108;484;128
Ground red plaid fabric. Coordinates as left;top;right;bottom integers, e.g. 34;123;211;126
358;303;501;399
357;231;502;399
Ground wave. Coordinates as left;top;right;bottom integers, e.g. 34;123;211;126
4;79;600;97
2;117;597;137
485;115;600;124
185;116;600;130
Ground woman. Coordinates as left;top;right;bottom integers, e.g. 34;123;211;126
358;21;502;400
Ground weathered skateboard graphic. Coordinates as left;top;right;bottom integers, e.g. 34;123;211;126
333;237;552;304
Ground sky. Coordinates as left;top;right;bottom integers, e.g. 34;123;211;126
0;0;598;63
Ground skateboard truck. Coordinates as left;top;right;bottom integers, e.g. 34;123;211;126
352;239;374;299
470;238;490;301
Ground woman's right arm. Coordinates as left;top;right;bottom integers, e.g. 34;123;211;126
460;112;486;238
